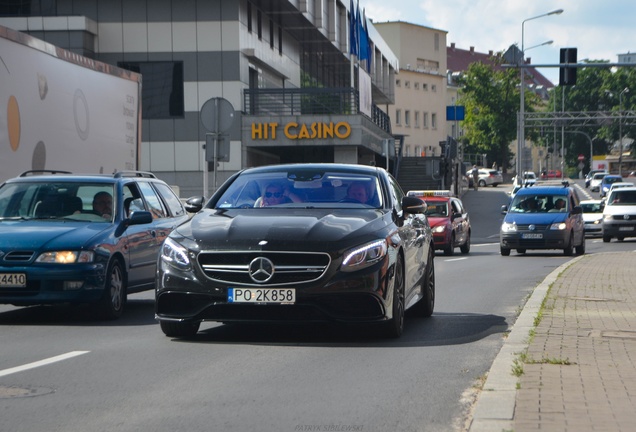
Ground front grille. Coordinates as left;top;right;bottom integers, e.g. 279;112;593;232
3;250;36;262
516;224;550;231
197;251;331;286
610;214;636;220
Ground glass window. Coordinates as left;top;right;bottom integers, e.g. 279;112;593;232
154;183;186;217
119;61;184;119
138;182;168;218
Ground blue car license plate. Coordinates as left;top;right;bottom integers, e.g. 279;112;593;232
521;233;543;239
0;273;26;288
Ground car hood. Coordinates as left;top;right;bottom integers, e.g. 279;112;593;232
427;216;449;227
174;208;390;250
0;221;109;250
503;213;569;225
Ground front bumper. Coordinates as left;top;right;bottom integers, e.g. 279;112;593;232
0;263;106;306
155;257;393;324
602;219;636;237
500;230;570;250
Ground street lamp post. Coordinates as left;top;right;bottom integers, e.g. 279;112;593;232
619;88;629;176
518;9;563;182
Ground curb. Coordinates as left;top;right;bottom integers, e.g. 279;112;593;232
467;255;586;432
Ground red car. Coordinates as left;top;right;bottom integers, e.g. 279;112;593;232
407;190;471;255
540;170;562;179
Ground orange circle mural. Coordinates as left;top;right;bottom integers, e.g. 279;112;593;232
8;95;21;151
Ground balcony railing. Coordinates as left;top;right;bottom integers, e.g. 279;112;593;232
243;87;391;134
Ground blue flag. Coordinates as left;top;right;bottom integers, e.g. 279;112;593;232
358;7;370;65
349;0;358;56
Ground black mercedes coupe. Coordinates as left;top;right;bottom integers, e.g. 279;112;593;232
155;163;435;338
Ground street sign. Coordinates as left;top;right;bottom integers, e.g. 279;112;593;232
578;154;585;161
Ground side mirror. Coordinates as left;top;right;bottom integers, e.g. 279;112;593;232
402;196;426;214
127;210;153;225
501;204;508;214
571;206;583;215
185;196;205;213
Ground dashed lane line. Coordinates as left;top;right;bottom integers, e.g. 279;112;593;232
0;351;90;378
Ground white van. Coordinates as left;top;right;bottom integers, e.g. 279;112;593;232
602;186;636;242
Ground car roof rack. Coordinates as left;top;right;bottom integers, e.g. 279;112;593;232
19;170;72;177
113;171;157;179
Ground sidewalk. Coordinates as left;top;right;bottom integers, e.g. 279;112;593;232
468;251;636;432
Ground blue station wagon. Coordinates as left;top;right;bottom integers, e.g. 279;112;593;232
0;171;190;319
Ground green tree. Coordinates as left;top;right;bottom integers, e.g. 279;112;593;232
547;64;636;173
457;60;538;173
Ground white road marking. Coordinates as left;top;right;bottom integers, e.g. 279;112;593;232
0;351;90;378
445;257;468;262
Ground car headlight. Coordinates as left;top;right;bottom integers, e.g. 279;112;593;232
501;222;517;232
593;218;602;225
432;225;446;233
341;239;387;272
603;214;613;221
550;222;567;230
36;251;94;264
161;237;192;271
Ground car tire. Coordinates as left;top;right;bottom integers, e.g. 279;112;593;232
96;259;126;320
460;233;471;254
563;233;574;256
382;254;405;338
478;179;486;187
500;247;511;256
493;183;499;187
516;248;526;254
576;236;586;255
160;320;201;338
603;235;612;243
617;236;625;242
414;246;435;317
443;235;455;256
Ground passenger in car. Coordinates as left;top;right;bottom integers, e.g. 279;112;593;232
346;182;370;204
257;183;301;207
92;191;112;219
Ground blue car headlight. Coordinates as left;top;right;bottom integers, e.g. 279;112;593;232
161;237;192;271
550;222;567;230
36;251;94;264
501;222;517;232
341;239;387;272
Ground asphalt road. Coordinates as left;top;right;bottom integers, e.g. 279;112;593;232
1;180;634;432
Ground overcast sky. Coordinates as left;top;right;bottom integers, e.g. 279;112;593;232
363;0;635;84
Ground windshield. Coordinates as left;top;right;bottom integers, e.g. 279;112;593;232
509;194;569;213
424;201;448;217
607;190;636;205
581;202;603;213
0;181;115;222
214;169;383;209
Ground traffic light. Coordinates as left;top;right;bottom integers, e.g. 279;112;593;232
559;48;577;86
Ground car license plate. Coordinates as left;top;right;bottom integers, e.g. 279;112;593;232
619;226;634;231
522;233;543;239
228;288;295;304
0;273;26;288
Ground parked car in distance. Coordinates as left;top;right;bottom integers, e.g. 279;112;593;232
599;175;624;198
500;184;585;256
0;170;189;319
585;170;608;188
580;199;604;237
540;169;562;180
602;186;636;242
470;168;503;187
156;163;436;339
589;172;607;192
407;190;471;256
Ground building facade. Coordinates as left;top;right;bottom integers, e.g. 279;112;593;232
374;21;448;158
1;0;399;197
